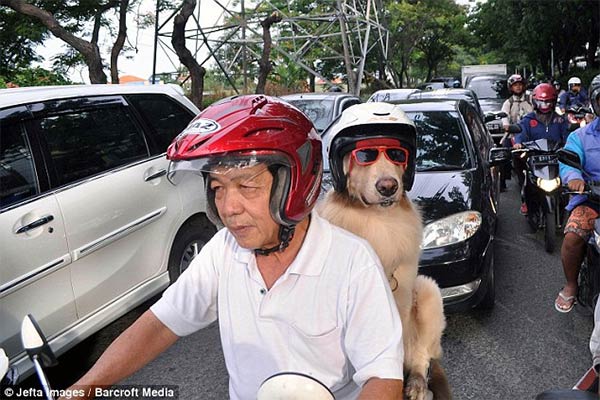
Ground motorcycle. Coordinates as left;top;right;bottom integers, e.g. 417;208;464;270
2;314;338;400
557;148;600;313
513;138;566;253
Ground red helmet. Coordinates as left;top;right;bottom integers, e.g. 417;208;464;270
532;83;557;113
167;95;322;228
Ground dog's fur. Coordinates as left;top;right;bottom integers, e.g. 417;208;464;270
318;153;451;400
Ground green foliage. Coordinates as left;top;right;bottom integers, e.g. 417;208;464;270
0;66;71;88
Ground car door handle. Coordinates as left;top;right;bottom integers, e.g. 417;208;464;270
15;215;54;234
144;169;167;182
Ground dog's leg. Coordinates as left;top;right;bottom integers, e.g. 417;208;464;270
405;276;449;400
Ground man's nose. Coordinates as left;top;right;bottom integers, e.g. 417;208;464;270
217;189;244;217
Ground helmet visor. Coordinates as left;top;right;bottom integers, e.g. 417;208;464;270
534;99;554;113
167;151;291;185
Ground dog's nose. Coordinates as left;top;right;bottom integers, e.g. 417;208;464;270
376;177;398;197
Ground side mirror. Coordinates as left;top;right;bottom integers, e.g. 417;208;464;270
488;147;511;166
557;148;582;170
484;111;508;123
257;372;334;400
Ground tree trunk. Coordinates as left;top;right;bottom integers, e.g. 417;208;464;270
111;0;129;84
256;12;282;94
0;0;111;84
172;0;205;109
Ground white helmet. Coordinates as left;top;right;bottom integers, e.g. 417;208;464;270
568;76;582;90
327;102;417;192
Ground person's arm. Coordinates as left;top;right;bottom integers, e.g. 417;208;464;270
358;377;403;399
66;310;179;399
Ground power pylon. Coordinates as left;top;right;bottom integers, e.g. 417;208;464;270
152;0;389;95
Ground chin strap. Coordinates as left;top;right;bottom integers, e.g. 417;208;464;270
254;225;296;256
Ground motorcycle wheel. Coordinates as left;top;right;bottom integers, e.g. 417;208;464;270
544;212;556;253
578;258;600;313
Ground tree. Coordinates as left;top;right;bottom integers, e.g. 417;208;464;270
172;0;205;108
256;11;282;94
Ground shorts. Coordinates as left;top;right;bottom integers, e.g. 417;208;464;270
564;205;600;241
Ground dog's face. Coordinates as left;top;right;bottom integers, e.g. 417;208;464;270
343;151;405;207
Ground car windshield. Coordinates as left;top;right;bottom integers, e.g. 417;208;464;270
405;111;471;171
467;78;507;99
286;99;334;132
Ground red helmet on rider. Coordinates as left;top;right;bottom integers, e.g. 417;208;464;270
167;95;322;251
532;83;557;114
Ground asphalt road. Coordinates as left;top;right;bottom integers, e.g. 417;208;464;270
15;176;596;399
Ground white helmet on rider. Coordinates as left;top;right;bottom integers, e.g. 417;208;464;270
326;102;417;192
568;76;582;91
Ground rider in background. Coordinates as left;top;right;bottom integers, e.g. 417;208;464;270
558;76;589;113
555;74;600;313
513;83;569;215
500;74;533;191
553;80;566;102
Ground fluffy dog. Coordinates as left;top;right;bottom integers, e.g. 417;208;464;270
318;151;451;400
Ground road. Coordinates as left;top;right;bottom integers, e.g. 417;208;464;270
16;177;595;399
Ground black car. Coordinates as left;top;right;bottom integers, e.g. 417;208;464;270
407;88;485;119
465;74;510;142
321;99;510;311
280;92;361;134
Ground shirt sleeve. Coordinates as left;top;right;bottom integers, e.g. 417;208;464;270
515;119;529;144
559;130;584;183
150;231;222;336
343;246;404;386
501;100;510;126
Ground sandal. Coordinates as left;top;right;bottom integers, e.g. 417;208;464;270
554;290;576;313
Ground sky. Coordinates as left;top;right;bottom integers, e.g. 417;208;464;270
36;0;481;84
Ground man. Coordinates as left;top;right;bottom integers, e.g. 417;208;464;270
558;76;589;113
500;74;533;191
65;95;405;399
555;74;600;313
513;83;569;215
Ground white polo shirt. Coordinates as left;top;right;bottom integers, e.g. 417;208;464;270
151;212;403;400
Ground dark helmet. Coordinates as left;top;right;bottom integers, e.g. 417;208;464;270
507;74;525;91
167;95;322;246
589;74;600;117
327;102;417;193
552;80;561;88
532;83;557;114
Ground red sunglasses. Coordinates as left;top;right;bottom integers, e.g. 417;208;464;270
351;146;409;167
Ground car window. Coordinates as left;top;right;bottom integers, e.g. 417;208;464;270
406;111;471;171
38;106;149;186
0;123;38;208
467;78;508;100
341;99;360;112
287;99;334;132
126;94;194;153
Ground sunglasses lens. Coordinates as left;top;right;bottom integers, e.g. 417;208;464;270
386;148;407;163
354;149;379;164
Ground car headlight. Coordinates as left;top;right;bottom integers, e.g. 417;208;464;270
536;177;561;193
421;211;482;249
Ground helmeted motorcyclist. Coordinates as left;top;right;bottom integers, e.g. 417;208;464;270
555;74;600;313
553;80;566;101
558;76;589;113
513;83;569;214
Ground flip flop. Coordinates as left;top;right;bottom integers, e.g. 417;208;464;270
554;290;576;313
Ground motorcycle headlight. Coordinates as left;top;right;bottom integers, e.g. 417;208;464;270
537;177;561;193
422;211;482;249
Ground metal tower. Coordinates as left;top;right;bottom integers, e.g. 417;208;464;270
152;0;389;95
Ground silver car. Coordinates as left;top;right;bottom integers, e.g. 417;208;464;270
0;84;216;381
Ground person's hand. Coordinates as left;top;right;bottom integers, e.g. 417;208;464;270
567;179;585;193
512;143;523;149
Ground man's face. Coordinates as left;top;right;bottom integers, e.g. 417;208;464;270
209;164;280;250
572;83;581;93
512;82;524;95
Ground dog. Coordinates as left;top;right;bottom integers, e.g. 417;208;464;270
318;149;451;400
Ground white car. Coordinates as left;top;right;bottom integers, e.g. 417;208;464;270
0;84;216;382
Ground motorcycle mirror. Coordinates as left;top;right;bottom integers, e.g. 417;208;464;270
0;349;8;381
556;148;582;170
257;372;335;400
21;314;57;368
488;147;511;166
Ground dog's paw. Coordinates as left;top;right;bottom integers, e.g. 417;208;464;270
405;373;428;400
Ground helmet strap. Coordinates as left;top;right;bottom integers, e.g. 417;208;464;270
255;225;296;256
